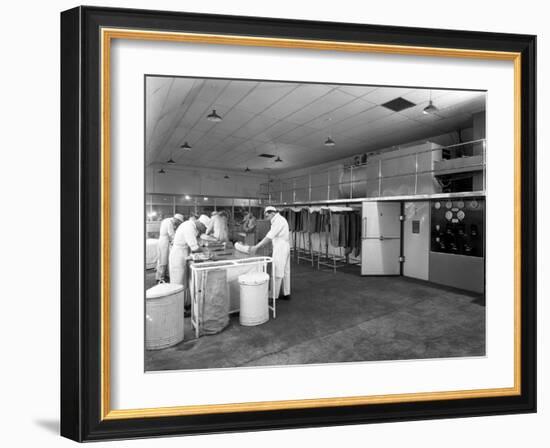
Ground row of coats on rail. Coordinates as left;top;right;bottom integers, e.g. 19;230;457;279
279;207;362;257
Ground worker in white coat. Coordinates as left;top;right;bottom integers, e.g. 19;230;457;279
169;219;207;307
206;210;229;242
155;213;184;283
250;206;291;300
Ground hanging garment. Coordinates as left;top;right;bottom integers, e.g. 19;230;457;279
330;212;340;247
355;212;362;256
300;208;309;232
348;212;359;256
308;211;319;234
338;213;348;247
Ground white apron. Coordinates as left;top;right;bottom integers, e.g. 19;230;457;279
272;238;290;278
157;235;170;267
169;244;191;306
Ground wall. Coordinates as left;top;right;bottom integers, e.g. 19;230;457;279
146;165;269;198
3;1;546;448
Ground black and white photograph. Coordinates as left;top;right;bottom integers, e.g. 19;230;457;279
144;76;487;372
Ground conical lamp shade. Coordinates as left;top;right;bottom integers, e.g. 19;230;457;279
207;109;223;122
324;136;336;146
423;100;438;115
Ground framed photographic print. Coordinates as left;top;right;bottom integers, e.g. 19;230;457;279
60;6;536;442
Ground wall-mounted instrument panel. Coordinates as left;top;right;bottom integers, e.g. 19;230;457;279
430;198;484;257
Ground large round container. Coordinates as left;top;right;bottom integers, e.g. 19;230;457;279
238;272;269;326
145;283;184;350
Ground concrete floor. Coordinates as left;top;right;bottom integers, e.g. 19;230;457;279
145;262;485;371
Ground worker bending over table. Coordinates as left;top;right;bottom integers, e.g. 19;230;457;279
169;217;207;311
250;206;291;300
155;213;184;283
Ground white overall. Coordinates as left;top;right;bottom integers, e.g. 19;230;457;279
169;220;200;306
155;218;175;281
267;213;291;298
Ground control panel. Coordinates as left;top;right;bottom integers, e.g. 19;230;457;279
430;198;484;257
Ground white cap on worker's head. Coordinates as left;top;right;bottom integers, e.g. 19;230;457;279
264;206;277;213
174;213;184;222
198;214;210;226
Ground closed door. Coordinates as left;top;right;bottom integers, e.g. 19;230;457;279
361;202;401;275
403;201;430;280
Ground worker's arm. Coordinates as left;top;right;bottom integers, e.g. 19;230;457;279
249;235;271;255
250;218;278;255
205;219;214;235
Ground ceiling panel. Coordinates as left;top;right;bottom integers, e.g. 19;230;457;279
332;106;394;133
231;114;281;139
214;80;258;108
305;98;377;129
161;78;197;117
336;85;378;98
284;89;356;124
276;125;319;144
262;84;333;120
259;120;300;140
237;82;298;113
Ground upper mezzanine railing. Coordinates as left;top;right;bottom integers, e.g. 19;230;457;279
261;140;486;205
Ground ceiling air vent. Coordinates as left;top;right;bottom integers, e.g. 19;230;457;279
259;153;276;158
381;97;416;112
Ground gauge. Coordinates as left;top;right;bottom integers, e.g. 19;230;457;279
470;200;479;209
434;202;441;209
445;201;452;209
457;210;465;220
435;224;440;231
457;201;465;209
445;211;453;220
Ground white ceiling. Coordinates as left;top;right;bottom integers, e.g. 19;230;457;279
146;77;485;173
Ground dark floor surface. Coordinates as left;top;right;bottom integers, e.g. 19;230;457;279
145;261;485;371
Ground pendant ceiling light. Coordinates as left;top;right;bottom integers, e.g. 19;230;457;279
224;175;230;179
158;168;166;174
324;117;336;146
166;158;175;164
324;136;336;147
207;109;223;122
275;156;283;163
423;90;439;115
180;141;192;150
245;167;251;172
